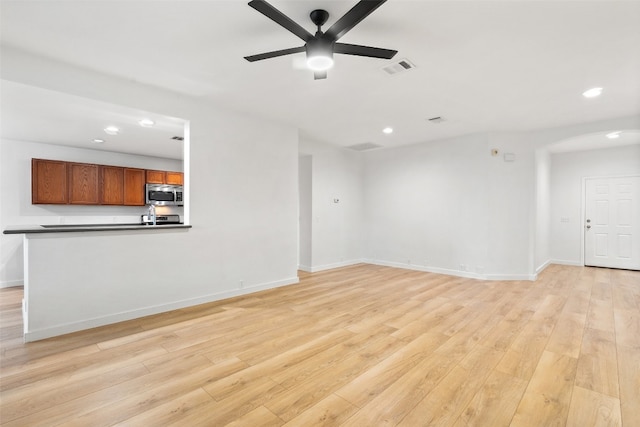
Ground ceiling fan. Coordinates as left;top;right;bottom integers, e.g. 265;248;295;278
244;0;398;80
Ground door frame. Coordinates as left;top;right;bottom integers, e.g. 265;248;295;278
581;173;640;267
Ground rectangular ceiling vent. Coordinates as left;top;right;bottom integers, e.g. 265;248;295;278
382;59;416;76
347;142;382;151
171;136;184;141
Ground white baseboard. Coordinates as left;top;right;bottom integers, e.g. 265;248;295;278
299;259;366;273
536;260;552;275
364;259;537;282
1;280;23;289
551;259;583;267
365;259;487;280
298;264;312;272
485;273;538;281
24;276;299;342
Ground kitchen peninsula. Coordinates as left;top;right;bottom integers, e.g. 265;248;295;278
4;223;191;234
4;224;193;342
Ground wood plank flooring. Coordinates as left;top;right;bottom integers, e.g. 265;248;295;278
1;264;638;426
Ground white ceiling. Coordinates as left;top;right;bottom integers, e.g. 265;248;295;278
1;81;185;159
1;0;639;154
548;129;640;153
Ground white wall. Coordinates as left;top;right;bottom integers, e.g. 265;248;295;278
298;139;364;271
0;138;182;287
298;130;541;280
364;134;497;278
549;144;640;265
1;47;299;339
485;133;536;278
298;155;312;269
534;148;551;273
360;119;640;280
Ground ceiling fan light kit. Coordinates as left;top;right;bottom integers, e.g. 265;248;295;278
306;38;334;71
244;0;397;79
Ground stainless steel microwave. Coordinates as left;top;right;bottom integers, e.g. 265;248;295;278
145;184;184;206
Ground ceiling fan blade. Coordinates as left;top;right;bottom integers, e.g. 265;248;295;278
314;71;327;80
324;0;387;41
334;42;397;59
244;46;305;62
248;0;313;42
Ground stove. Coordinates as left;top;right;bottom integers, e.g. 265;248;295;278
141;214;181;225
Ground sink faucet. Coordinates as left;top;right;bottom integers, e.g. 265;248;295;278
147;204;156;225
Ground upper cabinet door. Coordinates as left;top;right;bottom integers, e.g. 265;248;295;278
32;159;68;204
146;170;183;185
146;170;165;184
100;166;124;205
165;171;184;186
124;168;146;206
68;163;99;205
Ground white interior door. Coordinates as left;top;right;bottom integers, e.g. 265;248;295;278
584;176;640;270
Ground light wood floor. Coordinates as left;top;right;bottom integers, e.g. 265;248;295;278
1;264;638;426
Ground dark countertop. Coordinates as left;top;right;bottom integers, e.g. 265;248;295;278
3;223;192;234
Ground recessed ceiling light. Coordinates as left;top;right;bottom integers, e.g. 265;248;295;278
582;87;603;98
104;126;120;135
383;127;393;134
92;139;105;144
138;119;155;127
606;131;621;139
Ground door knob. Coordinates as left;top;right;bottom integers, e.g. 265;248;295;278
586;225;591;229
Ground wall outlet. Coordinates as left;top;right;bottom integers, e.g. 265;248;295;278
459;264;467;271
239;280;244;289
407;259;412;265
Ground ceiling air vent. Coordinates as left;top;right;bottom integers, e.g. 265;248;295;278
171;136;184;141
382;59;416;76
347;142;382;151
427;116;446;124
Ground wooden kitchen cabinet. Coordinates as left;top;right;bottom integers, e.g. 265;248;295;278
32;158;180;206
100;166;124;205
68;163;99;205
165;171;184;185
124;168;146;206
85;165;145;206
146;170;165;184
146;170;184;185
32;159;68;204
